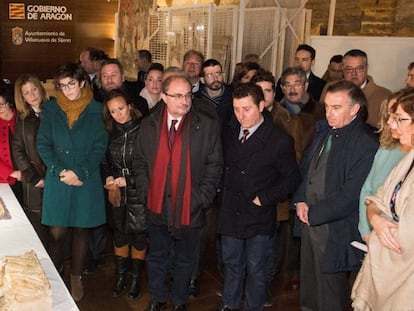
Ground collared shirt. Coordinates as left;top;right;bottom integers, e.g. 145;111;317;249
167;113;183;130
360;79;368;89
192;81;200;93
238;115;264;141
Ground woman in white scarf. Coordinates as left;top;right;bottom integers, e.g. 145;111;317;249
139;64;163;109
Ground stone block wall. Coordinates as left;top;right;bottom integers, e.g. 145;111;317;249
306;0;414;36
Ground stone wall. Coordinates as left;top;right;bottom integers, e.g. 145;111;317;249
306;0;414;36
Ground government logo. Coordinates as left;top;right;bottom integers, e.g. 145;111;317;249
9;3;25;20
12;27;24;45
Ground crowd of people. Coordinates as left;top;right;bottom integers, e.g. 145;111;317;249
1;44;414;311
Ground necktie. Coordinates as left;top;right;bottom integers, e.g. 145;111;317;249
169;119;177;149
241;129;249;143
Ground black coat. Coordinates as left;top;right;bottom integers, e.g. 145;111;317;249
293;116;378;272
218;116;300;239
102;118;146;233
134;103;223;229
194;84;233;129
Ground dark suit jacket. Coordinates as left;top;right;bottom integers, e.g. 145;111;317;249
293;116;378;272
218;116;300;239
133;103;223;228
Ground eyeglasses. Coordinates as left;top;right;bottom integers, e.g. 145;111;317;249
204;71;222;79
164;93;193;101
0;101;8;108
343;66;365;74
391;114;412;127
58;80;77;90
282;82;304;89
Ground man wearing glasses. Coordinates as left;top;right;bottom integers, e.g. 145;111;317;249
276;44;326;102
195;59;233;128
134;75;223;311
322;49;391;129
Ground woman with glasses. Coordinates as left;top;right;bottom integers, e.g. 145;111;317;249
139;63;163;110
102;89;147;299
0;85;21;198
357;89;412;243
37;63;108;302
12;74;49;246
352;88;414;310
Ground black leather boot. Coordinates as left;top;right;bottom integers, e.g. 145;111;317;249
112;256;128;297
127;259;144;299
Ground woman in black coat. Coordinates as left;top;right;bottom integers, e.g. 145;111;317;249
12;74;48;246
102;88;147;299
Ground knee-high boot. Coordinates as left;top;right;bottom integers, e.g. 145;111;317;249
112;256;129;297
128;247;146;299
128;259;144;299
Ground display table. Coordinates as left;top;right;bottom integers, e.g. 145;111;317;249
0;184;79;311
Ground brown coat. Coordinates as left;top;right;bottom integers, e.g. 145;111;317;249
270;97;325;220
12;111;45;211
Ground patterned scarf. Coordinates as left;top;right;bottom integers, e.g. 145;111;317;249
56;87;93;128
147;107;192;235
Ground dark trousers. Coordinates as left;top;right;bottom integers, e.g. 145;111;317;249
147;224;200;305
222;234;270;311
300;224;350;311
190;208;211;280
266;220;289;283
87;224;106;262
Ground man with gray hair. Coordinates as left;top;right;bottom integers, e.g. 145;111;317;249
182;50;205;93
294;80;378;310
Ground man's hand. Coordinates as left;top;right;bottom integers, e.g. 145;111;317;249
296;202;310;225
252;196;262;206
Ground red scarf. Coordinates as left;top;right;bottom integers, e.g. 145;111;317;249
147;108;192;232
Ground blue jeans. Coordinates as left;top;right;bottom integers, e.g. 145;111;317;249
147;224;200;305
222;234;270;311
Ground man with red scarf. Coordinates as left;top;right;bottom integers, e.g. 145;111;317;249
134;75;223;311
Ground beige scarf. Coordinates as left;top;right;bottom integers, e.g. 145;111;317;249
56;87;93;128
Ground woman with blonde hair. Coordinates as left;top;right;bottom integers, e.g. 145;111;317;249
352;88;414;310
12;74;49;246
358;89;412;242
